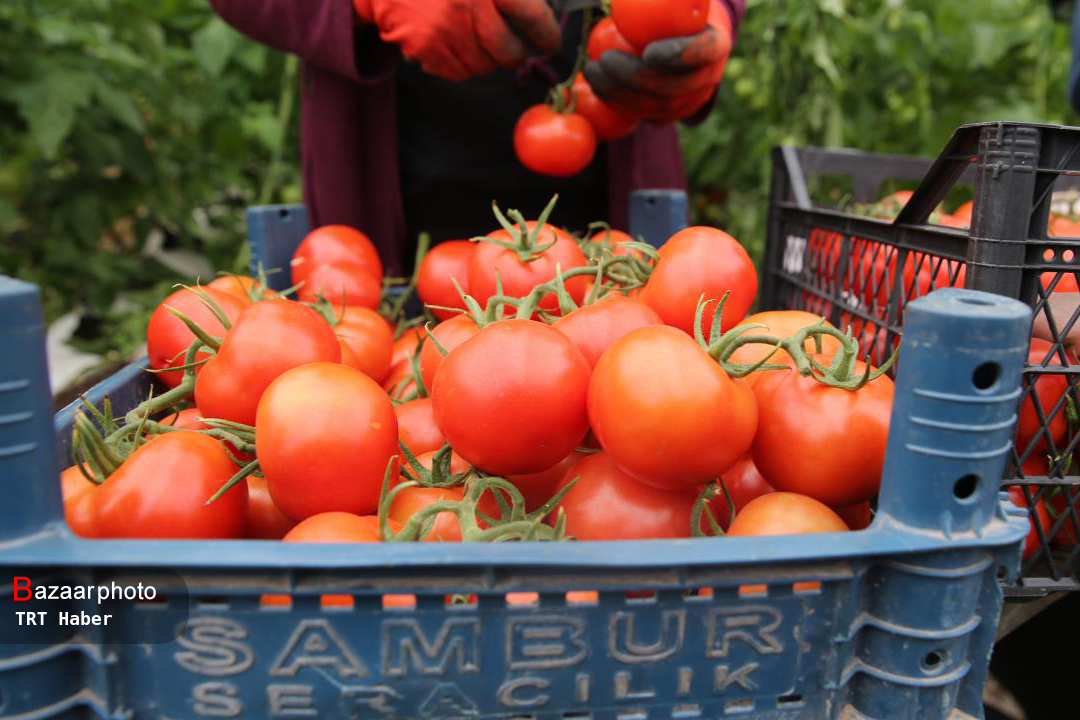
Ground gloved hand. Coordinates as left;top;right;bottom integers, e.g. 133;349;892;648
583;1;732;122
353;0;562;82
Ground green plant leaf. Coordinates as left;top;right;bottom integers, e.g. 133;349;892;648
192;16;239;76
9;70;96;158
93;79;145;133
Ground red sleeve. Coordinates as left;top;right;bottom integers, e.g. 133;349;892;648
207;0;397;83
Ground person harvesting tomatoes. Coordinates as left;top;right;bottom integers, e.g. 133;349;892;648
208;0;743;274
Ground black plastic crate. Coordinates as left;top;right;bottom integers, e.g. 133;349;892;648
762;121;1080;596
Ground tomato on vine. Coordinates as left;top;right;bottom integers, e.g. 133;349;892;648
147;286;247;388
514;105;597;178
418;240;475;320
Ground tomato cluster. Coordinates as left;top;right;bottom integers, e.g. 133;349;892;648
62;198;898;547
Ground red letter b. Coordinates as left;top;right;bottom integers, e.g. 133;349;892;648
13;577;31;601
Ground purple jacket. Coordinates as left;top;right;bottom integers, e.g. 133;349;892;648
209;0;744;274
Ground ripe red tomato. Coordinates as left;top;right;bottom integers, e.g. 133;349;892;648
206;275;274;305
432;320;591;475
752;362;893;507
1008;488;1052;561
283;512;392;543
160;407;253;463
514;105;597;178
332;305;393;383
589;227;642;260
147;286;247;388
587;16;638;60
640;226;757;336
245;476;297;539
727;493;850;536
419;314;480;390
395;398;445;456
707;454;775;530
588;325;756;488
467;222;589;314
570;74;638;141
61;466;98;537
389;486;465;542
292;225;382;285
418;240;475;320
258;362;398;520
1017;338;1070;455
195;299;341;425
413;449;470;474
727;310;844;371
552;295;661;368
555;453;697;540
610;0;709;51
297;261;381;308
952;201;973;225
508;450;587;513
91;432;248;539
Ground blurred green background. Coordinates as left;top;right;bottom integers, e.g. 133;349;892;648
1;0;1077;387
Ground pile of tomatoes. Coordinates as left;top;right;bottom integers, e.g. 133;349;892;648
63;196;901;547
515;0;724;177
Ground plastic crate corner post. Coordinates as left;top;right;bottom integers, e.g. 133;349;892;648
0;276;62;540
628;189;688;248
877;287;1031;532
245;204;310;293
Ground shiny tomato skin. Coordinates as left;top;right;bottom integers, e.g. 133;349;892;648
195;299;341;425
588;325;756;488
418;241;475;320
395;399;446;456
514;105;597;178
587;16;639;59
206;275;274;305
257;362;399;520
468;221;589;314
508;450;588;512
752;362;893;507
1017;339;1069;455
419;314;480;390
91;432;248;539
292;225;383;284
147;286;247;388
727;493;849;536
332;305;393;383
297;261;381;308
641;226;757;336
555;453;697;540
610;0;709;51
571;74;639;141
283;512;391;543
552;295;661;368
61;466;98;537
432;320;591;475
389;486;465;542
245;476;297;539
390;326;425;372
728;310;844;370
708;454;775;530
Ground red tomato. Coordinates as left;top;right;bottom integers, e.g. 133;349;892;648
1041;271;1079;293
588;325;756;488
90;432;248;539
245;476;297;539
195;299;341;425
514;105;597;178
1016;339;1070;455
727;493;849;536
147;286;247;388
555;453;697;540
418;240;475;320
752;361;894;507
432;320;591;475
292;225;382;285
332;305;393;383
833;501;872;531
389;486;465;542
395;398;445;456
953;200;973;225
468;222;589;314
570;74;639;141
1008;488;1051;561
640;226;757;336
61;466;98;537
297;261;381;308
283;512;391;543
508;450;588;513
419;314;480;390
865;251;966;312
708;454;775;530
610;0;709;51
383;366;417;400
587;16;638;60
391;326;425;368
552;295;661;368
206;275;274;305
160;407;253;463
257;362;399;520
727;310;844;370
1049;215;1080;237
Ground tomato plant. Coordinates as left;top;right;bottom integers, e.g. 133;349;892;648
610;0;709;51
513;104;597;178
640;226;757;336
431;319;591;475
283;512;393;543
588;325;756;488
147;286;247;388
727;493;850;536
395;398;446;456
292;225;383;285
257;362;399;520
195;299;341;425
418;240;475;320
570;74;638;141
552;295;661;368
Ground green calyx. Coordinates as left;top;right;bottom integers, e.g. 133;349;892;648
473;195;562;264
